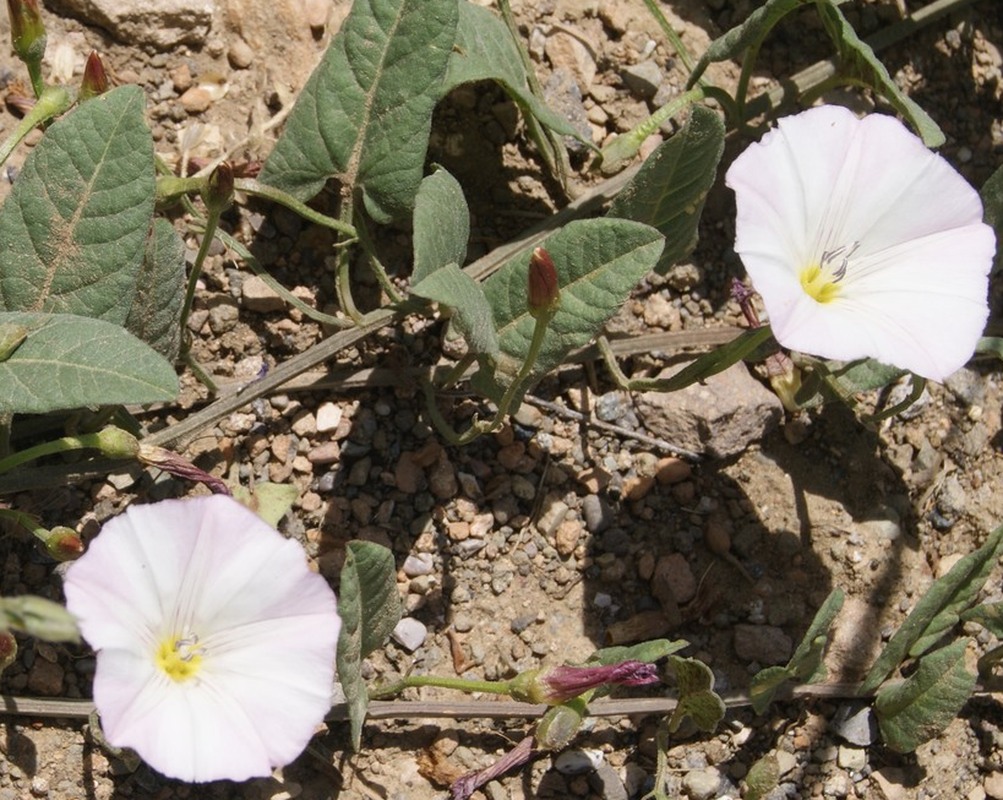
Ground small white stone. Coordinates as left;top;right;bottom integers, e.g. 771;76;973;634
316;402;343;433
391;618;427;652
554;748;603;775
402;553;434;578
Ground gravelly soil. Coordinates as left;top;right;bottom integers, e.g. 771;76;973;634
0;1;1001;799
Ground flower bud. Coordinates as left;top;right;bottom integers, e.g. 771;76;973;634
527;247;560;320
42;526;83;561
203;161;234;216
0;631;17;675
510;659;659;705
78;51;108;101
137;443;231;495
0;595;80;643
6;0;45;65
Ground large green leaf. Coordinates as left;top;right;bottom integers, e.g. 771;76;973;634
336;541;401;750
0;312;178;413
411;263;499;359
0;86;155;322
124;219;185;361
816;3;943;147
474;219;663;401
443;1;582;142
875;639;976;753
260;0;458;222
860;524;1003;694
412;166;469;285
607;105;724;273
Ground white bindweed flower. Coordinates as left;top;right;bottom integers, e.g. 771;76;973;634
64;495;340;783
726;104;996;382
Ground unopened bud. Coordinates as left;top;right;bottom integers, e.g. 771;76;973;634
42;526;83;561
766;353;802;412
0;595;80;643
78;51;108;101
509;659;659;705
6;0;45;65
137;443;231;495
203;161;234;215
527;247;560;319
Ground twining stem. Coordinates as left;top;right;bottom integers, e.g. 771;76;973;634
235;179;358;240
178;204;222;360
0;86;72;170
0;429;132;476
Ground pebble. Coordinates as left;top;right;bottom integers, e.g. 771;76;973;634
402;553;434;578
228;38;254;69
554;748;603;775
651;553;697;605
179;86;212;114
169;63;192;93
554;519;582;557
832;703;877;746
656;456;692;484
316;402;343;433
985;772;1003;799
308;441;341;465
391;618;427;652
395;452;423;493
682;767;722;800
207;301;239;333
582;494;614;534
622;474;655;501
27;659;64;696
836;745;866;771
241;275;286;312
774;750;797;777
621;60;663;98
589;762;628;800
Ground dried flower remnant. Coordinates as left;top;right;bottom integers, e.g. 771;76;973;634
64;495;340;782
510;659;660;705
726;105;995;382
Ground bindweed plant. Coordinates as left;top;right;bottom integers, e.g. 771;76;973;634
0;0;999;791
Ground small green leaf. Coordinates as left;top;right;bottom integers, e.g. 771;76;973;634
816;3;944;147
687;0;811;87
607;105;725;274
443;1;583;143
260;0;459;221
749;665;793;715
474;218;664;401
336;541;402;750
875;639;976;753
861;524;1003;694
788;587;843;681
124;219;185;361
587;639;689;667
744;754;781;800
667;655;725;733
977;336;1003;362
961;602;1003;638
0;312;178;414
412;263;499;360
0;86;155;321
412;166;469;284
231;482;299;529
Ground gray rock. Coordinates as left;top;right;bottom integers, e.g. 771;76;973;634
831;703;877;746
733;624;793;666
554;748;603;775
582;494;614;534
682;767;723;800
635;362;783;458
402;553;434;578
543;68;593;153
391;618;427;652
49;0;213;48
621;60;664;99
589;762;628;800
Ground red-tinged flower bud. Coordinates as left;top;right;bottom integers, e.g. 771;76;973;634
450;735;533;800
43;526;83;561
527;247;560;320
6;0;45;64
79;51;108;101
137;443;231;495
510;659;660;705
203;161;234;215
0;631;16;675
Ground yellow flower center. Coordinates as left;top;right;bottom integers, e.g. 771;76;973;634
156;633;204;683
798;242;859;304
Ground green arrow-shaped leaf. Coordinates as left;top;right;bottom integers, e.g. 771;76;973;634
412;263;499;359
336;541;401;750
474;218;663;401
412;166;469;285
124;218;185;361
0;86;155;322
260;0;458;222
875;639;976;753
607;105;724;273
0;312;178;414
